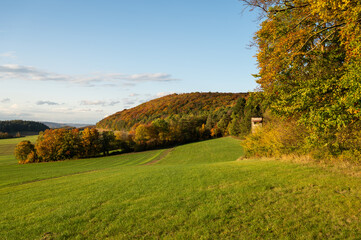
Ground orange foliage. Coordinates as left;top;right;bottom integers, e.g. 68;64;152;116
97;92;248;131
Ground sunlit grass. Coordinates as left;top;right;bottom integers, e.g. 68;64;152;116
0;135;37;158
1;137;361;239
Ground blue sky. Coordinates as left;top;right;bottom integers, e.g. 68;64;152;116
0;0;259;124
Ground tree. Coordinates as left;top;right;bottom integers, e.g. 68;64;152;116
232;98;246;118
242;0;361;151
0;120;49;133
60;129;82;159
81;128;101;157
228;117;242;136
151;119;170;144
217;117;229;136
100;131;116;155
15;140;36;164
134;124;151;150
35;129;81;162
35;129;63;162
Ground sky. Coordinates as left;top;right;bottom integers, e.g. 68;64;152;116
0;0;260;124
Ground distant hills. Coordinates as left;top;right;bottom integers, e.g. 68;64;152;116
0;120;92;135
97;92;248;131
42;122;93;129
0;120;49;136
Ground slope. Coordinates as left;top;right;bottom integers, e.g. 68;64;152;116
97;92;247;130
1;138;361;239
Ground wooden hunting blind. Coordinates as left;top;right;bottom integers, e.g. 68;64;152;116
251;117;263;133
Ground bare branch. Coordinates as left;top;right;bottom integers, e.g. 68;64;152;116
240;0;268;13
297;22;347;53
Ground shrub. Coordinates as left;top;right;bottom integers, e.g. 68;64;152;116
25;151;38;163
0;132;11;139
15;140;36;164
242;118;309;158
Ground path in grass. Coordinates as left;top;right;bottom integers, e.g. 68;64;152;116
1;137;361;239
144;147;174;165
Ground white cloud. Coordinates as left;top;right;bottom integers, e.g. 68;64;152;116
123;99;136;105
0;64;180;87
0;105;102;124
156;92;175;98
125;73;178;82
36;100;60;106
0;112;33;120
10;104;18;109
0;51;16;59
122;92;176;109
0;64;68;82
80;100;120;107
0;104;32;120
0;98;10;103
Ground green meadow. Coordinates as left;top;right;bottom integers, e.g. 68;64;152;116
1;137;361;239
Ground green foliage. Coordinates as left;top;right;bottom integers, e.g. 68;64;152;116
242;0;361;158
0;120;49;134
228;92;264;137
228;117;242;136
243;113;361;163
100;131;116;156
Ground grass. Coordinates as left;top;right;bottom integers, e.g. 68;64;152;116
0;136;38;165
1;137;361;239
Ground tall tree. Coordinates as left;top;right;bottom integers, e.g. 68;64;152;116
243;0;361;139
81;128;101;157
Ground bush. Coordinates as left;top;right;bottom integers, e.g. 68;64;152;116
242;118;309;158
0;132;11;139
15;141;36;164
242;114;361;164
25;151;38;163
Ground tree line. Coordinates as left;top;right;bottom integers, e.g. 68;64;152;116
0;120;49;138
15;95;262;163
15;128;118;163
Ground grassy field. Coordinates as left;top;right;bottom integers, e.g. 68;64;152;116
0;136;38;166
1;137;361;239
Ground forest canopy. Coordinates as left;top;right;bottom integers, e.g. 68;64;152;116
0;120;49;135
97;92;249;131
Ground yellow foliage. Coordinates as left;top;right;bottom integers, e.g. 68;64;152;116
242;119;308;158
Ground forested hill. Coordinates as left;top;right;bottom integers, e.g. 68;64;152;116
97;92;248;131
0;120;49;133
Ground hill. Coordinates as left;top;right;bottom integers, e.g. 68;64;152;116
97;92;248;131
42;121;93;129
0;120;49;136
